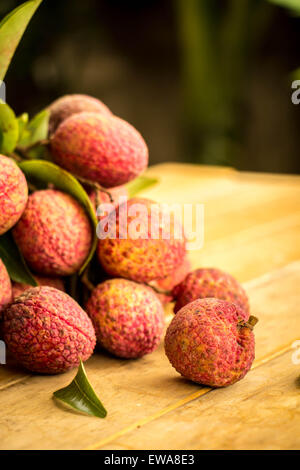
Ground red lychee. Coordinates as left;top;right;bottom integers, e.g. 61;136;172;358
86;278;165;358
165;298;256;387
97;197;186;283
0;155;28;235
0;258;12;316
48;93;112;135
12;275;65;299
173;267;249;315
50;112;148;188
3;286;96;374
13;189;92;276
151;256;191;304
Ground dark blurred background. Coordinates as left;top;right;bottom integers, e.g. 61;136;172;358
1;0;300;173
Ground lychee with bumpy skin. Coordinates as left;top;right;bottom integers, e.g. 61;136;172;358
50;112;148;188
12;275;65;299
0;259;12;316
97;198;186;283
151;256;191;304
86;278;165;358
0;155;28;235
173;267;249;314
165;298;257;387
13;189;92;276
2;286;96;374
48;94;112;135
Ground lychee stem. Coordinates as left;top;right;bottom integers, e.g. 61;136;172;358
240;315;259;330
81;269;95;292
76;176;114;203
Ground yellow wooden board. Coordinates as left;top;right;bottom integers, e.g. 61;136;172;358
0;163;299;450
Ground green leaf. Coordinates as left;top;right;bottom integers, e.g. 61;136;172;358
0;0;43;81
17;112;29;142
53;360;107;418
126;175;159;198
0;102;19;154
0;231;37;285
18;109;49;147
267;0;300;15
18;159;98;274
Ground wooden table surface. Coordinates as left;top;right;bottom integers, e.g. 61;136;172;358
0;163;299;450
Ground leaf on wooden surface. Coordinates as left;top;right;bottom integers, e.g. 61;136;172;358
53;360;107;418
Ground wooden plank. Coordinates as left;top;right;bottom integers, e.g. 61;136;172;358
101;350;300;450
0;261;299;450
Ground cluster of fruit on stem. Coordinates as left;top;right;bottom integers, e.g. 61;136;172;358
0;94;257;388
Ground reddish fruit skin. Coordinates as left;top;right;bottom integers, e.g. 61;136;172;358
86;279;165;359
50;112;148;188
12;276;65;299
0;259;12;316
165;298;255;387
13;189;92;276
0;155;28;235
97;198;186;283
152;256;191;304
3;286;96;374
88;185;128;219
48;94;112;135
173;268;249;315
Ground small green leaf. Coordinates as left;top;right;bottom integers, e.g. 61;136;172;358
0;0;43;81
53;360;107;418
0;232;37;285
17;113;29;141
126;175;159;198
18;159;98;274
18;109;49;147
0;102;19;154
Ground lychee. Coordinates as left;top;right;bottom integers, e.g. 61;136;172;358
12;275;65;299
50;112;148;188
0;155;28;235
97;197;186;283
2;286;96;374
0;258;12;316
151;256;191;304
165;298;256;387
13;189;92;276
173;267;249;314
86;278;165;358
48;93;112;135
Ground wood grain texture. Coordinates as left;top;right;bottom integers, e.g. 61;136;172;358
101;351;300;450
0;163;299;450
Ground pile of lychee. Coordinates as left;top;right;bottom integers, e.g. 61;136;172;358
0;94;257;388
